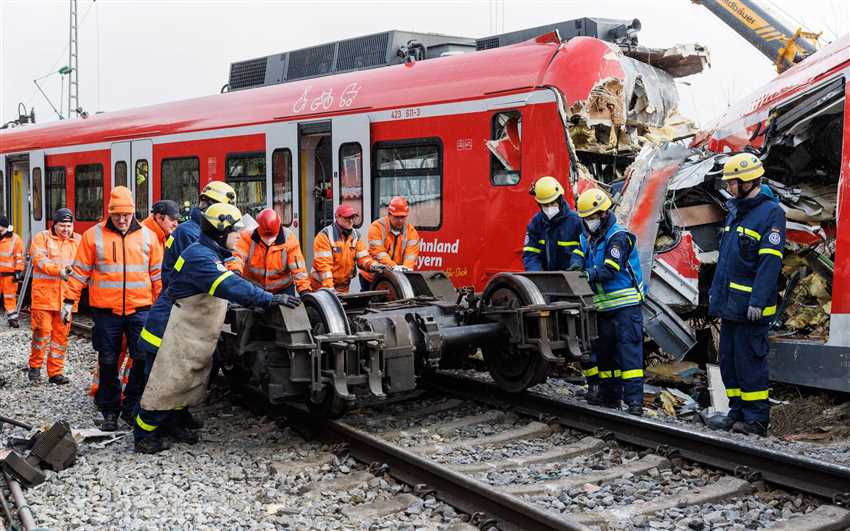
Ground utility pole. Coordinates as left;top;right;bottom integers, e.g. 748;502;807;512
68;0;79;119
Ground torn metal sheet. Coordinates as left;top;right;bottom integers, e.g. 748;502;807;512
667;154;722;191
621;42;711;78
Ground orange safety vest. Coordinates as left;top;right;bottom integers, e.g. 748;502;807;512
141;215;168;246
311;224;375;292
30;229;82;311
233;228;311;293
66;218;163;315
361;216;420;283
0;232;24;274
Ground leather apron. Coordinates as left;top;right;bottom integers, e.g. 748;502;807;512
140;292;228;410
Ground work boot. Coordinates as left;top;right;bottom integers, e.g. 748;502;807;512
732;421;767;437
627;402;644;416
8;318;19;328
134;436;172;454
602;399;622;411
706;414;736;431
101;412;119;432
586;384;603;406
27;368;41;382
48;374;70;385
164;425;199;445
120;408;136;427
183;411;204;430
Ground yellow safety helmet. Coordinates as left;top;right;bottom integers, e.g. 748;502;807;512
721;153;764;182
201;181;237;204
576;188;612;218
203;203;243;232
530;176;564;204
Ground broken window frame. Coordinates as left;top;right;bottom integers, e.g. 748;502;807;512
488;111;522;186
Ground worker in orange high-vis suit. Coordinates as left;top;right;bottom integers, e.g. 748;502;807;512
62;186;163;432
28;208;81;384
234;208;311;295
0;216;25;327
311;204;384;293
360;196;420;290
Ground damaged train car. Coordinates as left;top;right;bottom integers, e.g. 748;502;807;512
616;34;850;392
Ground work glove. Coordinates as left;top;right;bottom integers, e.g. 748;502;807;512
270;293;301;309
13;271;22;282
567;263;583;272
60;302;74;324
60;266;72;282
371;263;386;273
392;265;410;272
747;306;763;322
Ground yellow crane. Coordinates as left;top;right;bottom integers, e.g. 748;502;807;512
691;0;821;73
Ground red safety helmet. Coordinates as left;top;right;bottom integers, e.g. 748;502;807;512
335;204;357;218
387;196;410;217
256;208;281;239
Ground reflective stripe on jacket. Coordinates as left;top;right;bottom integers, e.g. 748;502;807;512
0;232;24;273
580;215;645;312
708;193;786;323
65;218;163;316
311;224;375;292
139;232;273;352
361;216;419;282
522;206;583;272
30;229;82;311
233;227;311;293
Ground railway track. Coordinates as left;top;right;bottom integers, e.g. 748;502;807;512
279;374;850;530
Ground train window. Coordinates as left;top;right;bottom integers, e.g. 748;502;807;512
161;157;199;207
75;164;104;222
32;168;43;221
135;160;149;221
225;152;266;218
488;111;521;186
0;171;3;217
272;149;293;226
374;140;442;230
45;167;66;218
114;161;128;187
339;143;363;228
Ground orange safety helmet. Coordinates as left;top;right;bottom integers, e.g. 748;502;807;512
387;196;410;217
256;208;281;239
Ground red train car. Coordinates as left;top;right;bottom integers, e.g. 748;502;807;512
1;32;684;290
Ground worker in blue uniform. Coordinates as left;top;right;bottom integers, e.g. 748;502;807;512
133;203;300;454
706;153;785;437
576;188;646;416
161;181;237;288
522;176;598;400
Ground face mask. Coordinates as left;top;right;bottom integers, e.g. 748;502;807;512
261;235;276;246
585;219;601;233
542;205;560;219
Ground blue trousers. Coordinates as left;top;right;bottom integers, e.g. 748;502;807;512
92;310;147;415
592;304;644;405
718;320;770;425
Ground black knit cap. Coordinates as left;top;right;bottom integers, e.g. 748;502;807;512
53;208;73;223
152;200;180;219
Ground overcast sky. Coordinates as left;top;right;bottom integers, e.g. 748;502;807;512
1;0;847;129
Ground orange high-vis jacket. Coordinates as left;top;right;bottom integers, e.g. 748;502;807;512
65;218;163;316
0;232;25;274
30;229;82;311
311;224;376;293
233;227;311;294
141;215;168;246
361;216;420;283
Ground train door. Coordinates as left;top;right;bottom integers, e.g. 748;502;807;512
0;154;5;221
332;114;371;231
28;150;45;240
296;121;332;262
265;121;300;242
9;157;30;240
130;140;152;220
111;142;131;189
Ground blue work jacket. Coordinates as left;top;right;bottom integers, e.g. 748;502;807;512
579;213;645;312
708;193;786;323
522;205;583;271
138;232;273;354
162;207;203;288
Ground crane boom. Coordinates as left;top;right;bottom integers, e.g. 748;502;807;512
692;0;819;73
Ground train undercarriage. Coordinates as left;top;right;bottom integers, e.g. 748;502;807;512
219;270;597;417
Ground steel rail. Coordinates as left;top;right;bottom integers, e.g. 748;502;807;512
4;473;34;531
282;405;588;531
424;372;850;504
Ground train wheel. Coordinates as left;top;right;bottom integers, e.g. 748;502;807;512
481;273;551;393
301;289;351;417
369;270;416;301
